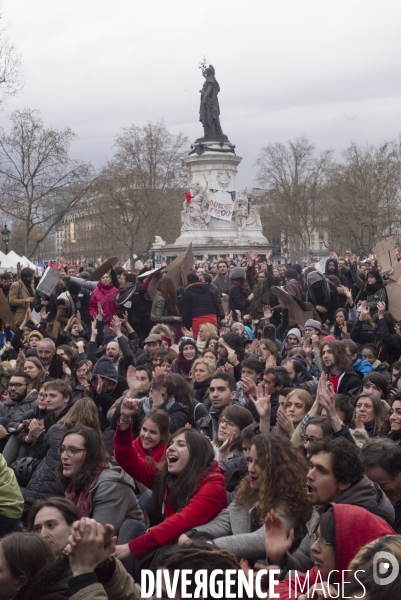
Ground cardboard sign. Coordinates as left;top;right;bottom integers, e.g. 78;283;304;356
373;237;398;273
271;286;321;328
36;267;61;296
146;245;194;301
387;263;401;321
0;289;15;327
89;257;119;281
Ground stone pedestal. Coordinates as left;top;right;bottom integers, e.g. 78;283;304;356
154;139;271;259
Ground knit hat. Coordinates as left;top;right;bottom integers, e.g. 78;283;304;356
28;330;43;341
77;271;90;279
304;319;322;332
230;321;243;333
286;328;302;343
91;356;118;384
244;326;254;340
229;267;246;280
67;281;82;296
161;336;172;348
179;337;198;357
220;332;245;363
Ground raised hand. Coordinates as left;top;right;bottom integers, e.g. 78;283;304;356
377;301;386;317
250;384;271;421
39;306;50;321
96;303;104;321
65;315;76;332
181;327;193;336
62;361;72;378
345;250;356;264
303;337;313;357
120;397;139;420
264;509;295;564
263;305;274;320
265;353;277;369
152;366;167;390
239;376;257;401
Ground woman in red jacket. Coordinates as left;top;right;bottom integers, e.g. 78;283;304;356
113;397;227;562
89;272;118;324
134;408;170;463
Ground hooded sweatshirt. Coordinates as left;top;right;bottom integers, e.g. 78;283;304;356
272;503;395;600
274;474;395;577
325;258;348;286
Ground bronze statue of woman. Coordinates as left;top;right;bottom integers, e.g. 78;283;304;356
199;65;224;138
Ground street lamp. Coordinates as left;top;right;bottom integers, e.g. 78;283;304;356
1;224;10;255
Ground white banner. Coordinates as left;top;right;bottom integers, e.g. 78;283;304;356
208;198;234;221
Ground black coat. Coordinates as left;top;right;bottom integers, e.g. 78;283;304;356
228;282;249;316
15;555;71;600
22;423;66;510
181;283;219;329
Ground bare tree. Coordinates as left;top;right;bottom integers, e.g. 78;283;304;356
325;141;401;255
0;3;23;106
0;108;94;258
94;120;187;257
256;137;333;260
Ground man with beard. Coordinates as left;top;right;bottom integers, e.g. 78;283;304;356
0;373;37;441
0;273;12;298
8;268;35;326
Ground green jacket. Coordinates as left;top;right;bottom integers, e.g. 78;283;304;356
0;453;24;519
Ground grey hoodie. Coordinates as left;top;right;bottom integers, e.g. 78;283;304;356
89;463;145;535
272;475;395;576
0;389;38;420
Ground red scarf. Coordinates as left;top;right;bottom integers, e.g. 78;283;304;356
65;460;108;517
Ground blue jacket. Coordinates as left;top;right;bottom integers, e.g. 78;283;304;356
353;356;373;377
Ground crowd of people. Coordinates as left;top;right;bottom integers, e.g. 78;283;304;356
0;247;400;599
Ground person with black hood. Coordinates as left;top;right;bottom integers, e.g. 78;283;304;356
346;250;387;313
325;256;348;286
306;270;338;325
228;267;254;318
89;355;127;430
181;273;219;338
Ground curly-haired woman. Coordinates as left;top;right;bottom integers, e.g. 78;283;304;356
178;432;311;562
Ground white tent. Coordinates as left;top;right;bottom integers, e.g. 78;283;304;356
21;255;38;269
7;250;24;264
0;251;18;271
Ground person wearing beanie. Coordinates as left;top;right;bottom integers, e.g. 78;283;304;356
181;273;219;338
170;337;199;382
228;267;254;318
304;319;322;337
346;251;387;314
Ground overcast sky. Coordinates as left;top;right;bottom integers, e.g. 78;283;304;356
2;0;401;188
